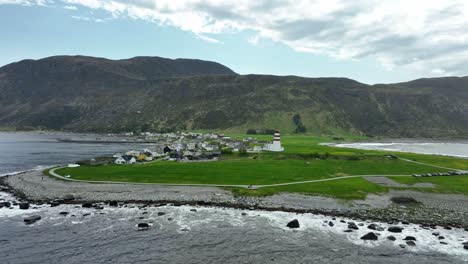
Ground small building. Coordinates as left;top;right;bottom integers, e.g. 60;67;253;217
115;157;126;164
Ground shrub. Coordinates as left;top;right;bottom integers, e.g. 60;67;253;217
239;148;248;156
221;147;233;155
246;129;257;135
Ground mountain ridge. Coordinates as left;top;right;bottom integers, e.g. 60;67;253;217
0;55;467;138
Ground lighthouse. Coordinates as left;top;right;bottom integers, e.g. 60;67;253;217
263;130;284;152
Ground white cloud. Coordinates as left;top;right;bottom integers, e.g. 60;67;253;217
247;35;260;46
71;15;90;21
3;0;468;76
63;5;77;10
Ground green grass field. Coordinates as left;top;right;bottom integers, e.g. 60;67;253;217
55;134;468;199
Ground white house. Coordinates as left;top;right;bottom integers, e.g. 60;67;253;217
115;157;126;164
263;130;284;152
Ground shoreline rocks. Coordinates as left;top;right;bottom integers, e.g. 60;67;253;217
24;215;41;224
287;219;300;228
361;232;378;240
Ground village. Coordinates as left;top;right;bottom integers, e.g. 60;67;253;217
112;131;284;165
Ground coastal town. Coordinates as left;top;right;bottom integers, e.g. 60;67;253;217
110;131;284;165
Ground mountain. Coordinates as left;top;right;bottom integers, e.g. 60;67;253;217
0;55;467;138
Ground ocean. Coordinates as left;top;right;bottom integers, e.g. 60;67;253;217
0;132;467;263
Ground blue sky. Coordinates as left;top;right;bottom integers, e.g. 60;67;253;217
1;1;467;84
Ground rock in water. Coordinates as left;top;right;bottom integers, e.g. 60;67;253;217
190;209;197;212
406;241;416;247
388;226;404;233
49;201;60;207
82;203;93;208
24;215;41;224
0;202;11;208
361;232;378;241
108;201;118;207
59;212;69;216
157;212;166;216
328;222;334;227
286;219;300;229
404;236;416;241
387;236;396;241
19;203;30;210
367;223;384;231
348;222;359;230
137;223;150;231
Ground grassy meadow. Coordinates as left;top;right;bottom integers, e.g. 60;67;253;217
55;133;468;199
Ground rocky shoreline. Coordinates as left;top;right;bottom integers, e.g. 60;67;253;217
1;170;467;230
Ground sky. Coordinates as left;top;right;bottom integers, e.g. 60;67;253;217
1;1;468;84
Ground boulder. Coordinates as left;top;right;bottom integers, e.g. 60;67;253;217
0;202;11;208
328;222;334;227
19;203;30;210
108;201;118;207
348;222;359;230
368;224;384;231
432;232;440;236
82;203;93;208
59;212;69;216
387;236;396;241
388;226;404;233
464;244;468;250
157;212;166;216
286;219;300;229
438;236;445;240
406;241;416;247
403;236;416;241
24;215;41;224
241;212;247;216
49;201;60;207
137;223;150;230
361;232;378;241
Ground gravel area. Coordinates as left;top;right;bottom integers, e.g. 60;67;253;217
364;176;435;188
1;171;467;228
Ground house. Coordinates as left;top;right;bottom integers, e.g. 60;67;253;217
137;153;148;161
163;146;172;153
115;157;126;164
121;155;136;164
126;150;140;157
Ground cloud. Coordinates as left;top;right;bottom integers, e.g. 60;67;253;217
248;35;260;46
63;5;77;10
3;0;468;76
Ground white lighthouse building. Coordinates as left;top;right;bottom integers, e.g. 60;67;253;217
263;130;284;152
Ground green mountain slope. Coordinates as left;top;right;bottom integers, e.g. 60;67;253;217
0;56;467;137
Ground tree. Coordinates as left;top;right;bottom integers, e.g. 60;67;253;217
246;129;257;135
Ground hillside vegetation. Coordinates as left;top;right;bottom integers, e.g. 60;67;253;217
1;55;468;137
